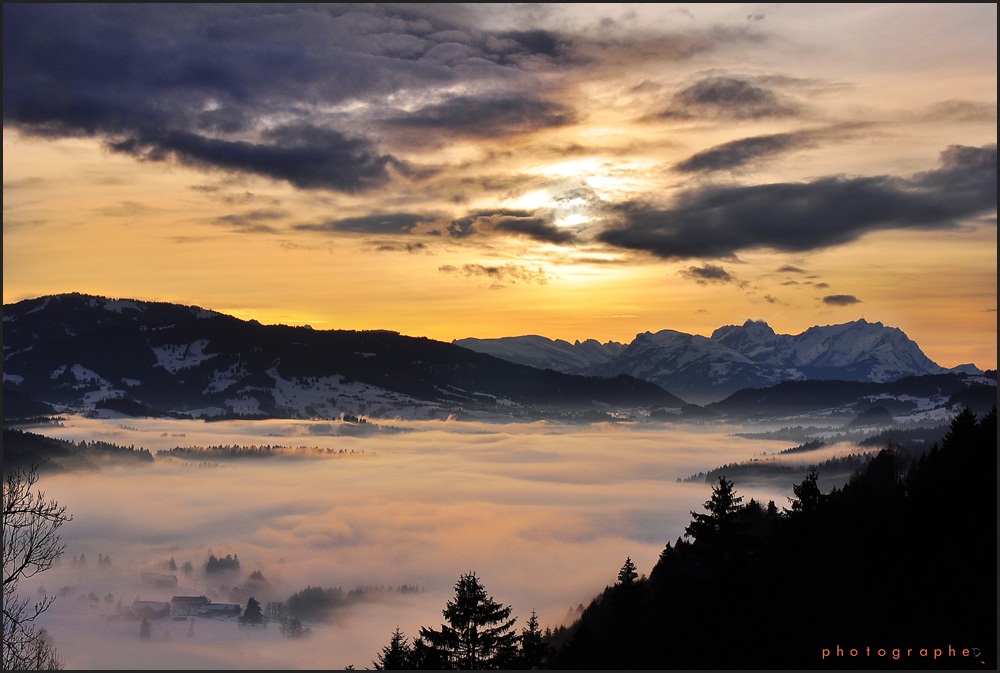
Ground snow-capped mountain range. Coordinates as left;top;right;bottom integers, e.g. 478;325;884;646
3;293;991;422
455;319;983;405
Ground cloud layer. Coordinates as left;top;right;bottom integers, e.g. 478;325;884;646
26;415;811;669
601;144;997;260
8;3;994;266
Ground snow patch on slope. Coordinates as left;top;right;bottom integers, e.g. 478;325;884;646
264;368;436;419
152;340;216;374
101;298;143;314
203;361;249;394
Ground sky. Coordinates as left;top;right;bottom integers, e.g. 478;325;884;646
25;414;853;669
3;3;996;370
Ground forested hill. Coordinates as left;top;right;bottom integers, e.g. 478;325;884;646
547;405;997;670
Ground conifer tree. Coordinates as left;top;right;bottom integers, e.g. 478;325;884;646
372;626;413;669
788;468;821;514
239;596;264;625
617;557;639;586
685;476;744;543
418;571;519;669
518;609;550;669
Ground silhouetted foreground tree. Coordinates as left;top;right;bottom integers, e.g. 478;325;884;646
517;609;552;669
374;572;541;669
616;557;638;586
372;626;415;670
551;406;997;670
3;464;72;670
418;571;519;669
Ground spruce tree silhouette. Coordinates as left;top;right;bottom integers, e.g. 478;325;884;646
417;572;519;669
685;476;745;543
788;467;822;514
616;557;639;586
372;626;414;670
239;596;263;625
518;609;551;669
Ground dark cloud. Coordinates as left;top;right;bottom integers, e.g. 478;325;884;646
673;124;874;174
674;132;806;173
678;264;738;285
191;185;280;207
223;192;280;207
599;144;997;260
910;144;998;204
383;94;574;138
211;209;288;234
491;216;575;244
823;294;862;306
438;263;549;286
657;76;798;120
107;125;399;192
373;242;428;253
500;30;566;59
447;209;575;244
96;201;159;218
295;213;435;235
1;4;572;192
776;264;806;274
917;100;997;124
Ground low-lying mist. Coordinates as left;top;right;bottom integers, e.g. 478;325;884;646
23;415;865;669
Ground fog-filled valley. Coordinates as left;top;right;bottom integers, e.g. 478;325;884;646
15;414;861;670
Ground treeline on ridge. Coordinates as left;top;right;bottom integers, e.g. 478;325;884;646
0;429;372;474
548;405;996;669
1;427;153;474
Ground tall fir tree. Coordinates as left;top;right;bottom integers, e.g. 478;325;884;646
372;626;413;670
418;572;519;669
616;557;639;586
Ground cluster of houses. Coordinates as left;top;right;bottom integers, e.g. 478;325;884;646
129;594;242;621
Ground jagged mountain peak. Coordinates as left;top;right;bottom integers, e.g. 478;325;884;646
635;329;713;346
711;318;776;338
459;316;966;405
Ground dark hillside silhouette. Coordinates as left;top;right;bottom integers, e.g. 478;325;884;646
551;405;997;669
3;293;683;420
2;428;154;474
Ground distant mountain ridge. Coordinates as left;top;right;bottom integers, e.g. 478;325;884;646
456;318;982;405
4;293;992;423
2;293;682;422
451;334;627;373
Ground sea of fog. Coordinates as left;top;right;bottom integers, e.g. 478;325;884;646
20;415;869;670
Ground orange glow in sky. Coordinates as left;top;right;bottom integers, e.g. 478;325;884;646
3;3;996;369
